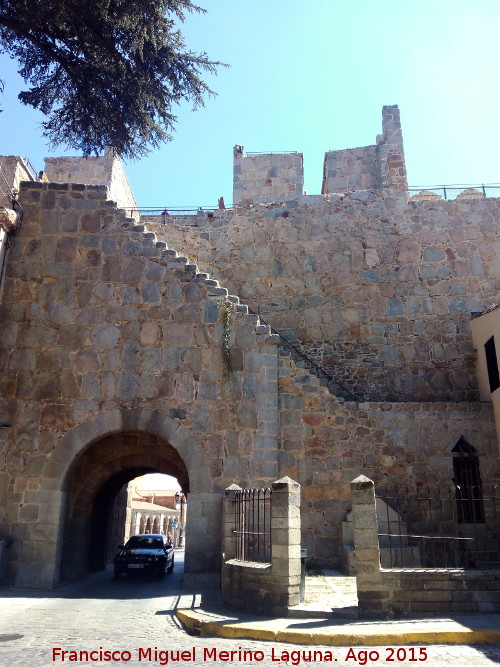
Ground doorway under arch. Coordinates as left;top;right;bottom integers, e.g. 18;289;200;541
60;431;189;582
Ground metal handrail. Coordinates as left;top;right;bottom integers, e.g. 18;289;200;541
248;308;357;401
246;151;299;155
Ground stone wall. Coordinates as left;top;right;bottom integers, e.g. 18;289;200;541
322;145;378;193
277;349;500;569
44;150;138;215
233;146;303;205
382;569;500;616
222;478;302;615
350;477;500;618
322;105;407;195
145;189;500;402
0;156;34;206
0;181;281;587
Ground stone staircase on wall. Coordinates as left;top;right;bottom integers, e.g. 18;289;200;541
128;217;356;402
277;345;356;402
122;219;279;344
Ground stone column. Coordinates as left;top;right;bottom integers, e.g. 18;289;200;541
350;475;388;618
271;476;301;609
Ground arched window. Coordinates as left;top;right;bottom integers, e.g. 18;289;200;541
452;438;484;523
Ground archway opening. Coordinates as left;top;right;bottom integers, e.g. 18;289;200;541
59;431;189;582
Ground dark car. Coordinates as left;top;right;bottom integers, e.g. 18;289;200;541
114;534;174;579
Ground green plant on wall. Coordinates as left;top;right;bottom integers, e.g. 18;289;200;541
221;302;233;376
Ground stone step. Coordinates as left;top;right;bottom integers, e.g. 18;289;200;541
155;241;168;249
208;287;228;297
227;295;240;304
204;278;219;287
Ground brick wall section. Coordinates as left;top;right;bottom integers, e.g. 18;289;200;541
278;348;500;569
147;190;500;401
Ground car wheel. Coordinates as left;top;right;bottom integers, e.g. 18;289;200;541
167;557;174;574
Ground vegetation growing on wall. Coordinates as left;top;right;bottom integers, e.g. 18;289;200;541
221;302;233;376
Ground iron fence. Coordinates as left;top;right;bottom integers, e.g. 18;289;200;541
234;487;272;563
407;183;500;200
377;482;500;569
129;183;500;219
130;207;216;217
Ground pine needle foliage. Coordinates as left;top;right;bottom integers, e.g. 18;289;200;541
0;0;224;158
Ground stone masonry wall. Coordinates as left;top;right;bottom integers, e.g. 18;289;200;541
277;348;500;569
44;151;138;215
233;146;304;205
0;156;34;207
382;570;500;616
322;105;408;195
0;181;280;586
322;145;378;193
145;190;500;402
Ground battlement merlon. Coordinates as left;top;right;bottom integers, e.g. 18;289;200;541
233;145;304;207
322;104;408;195
44;148;139;216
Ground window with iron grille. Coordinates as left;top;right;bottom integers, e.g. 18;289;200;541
234;488;271;563
452;437;484;523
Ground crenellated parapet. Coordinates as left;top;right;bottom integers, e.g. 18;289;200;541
322;104;408;195
233;145;304;206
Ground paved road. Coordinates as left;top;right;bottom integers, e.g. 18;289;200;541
0;552;499;667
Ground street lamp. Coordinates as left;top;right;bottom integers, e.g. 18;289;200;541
175;492;187;548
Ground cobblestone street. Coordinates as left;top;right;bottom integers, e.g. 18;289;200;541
0;553;499;667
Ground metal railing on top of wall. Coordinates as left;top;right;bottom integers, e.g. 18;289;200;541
407;183;500;200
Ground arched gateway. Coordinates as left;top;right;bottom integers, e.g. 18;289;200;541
52;410;214;588
0;181;279;588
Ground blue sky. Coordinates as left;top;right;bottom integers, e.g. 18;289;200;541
1;0;499;207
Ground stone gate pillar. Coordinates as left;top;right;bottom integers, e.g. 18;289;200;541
350;475;388;618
